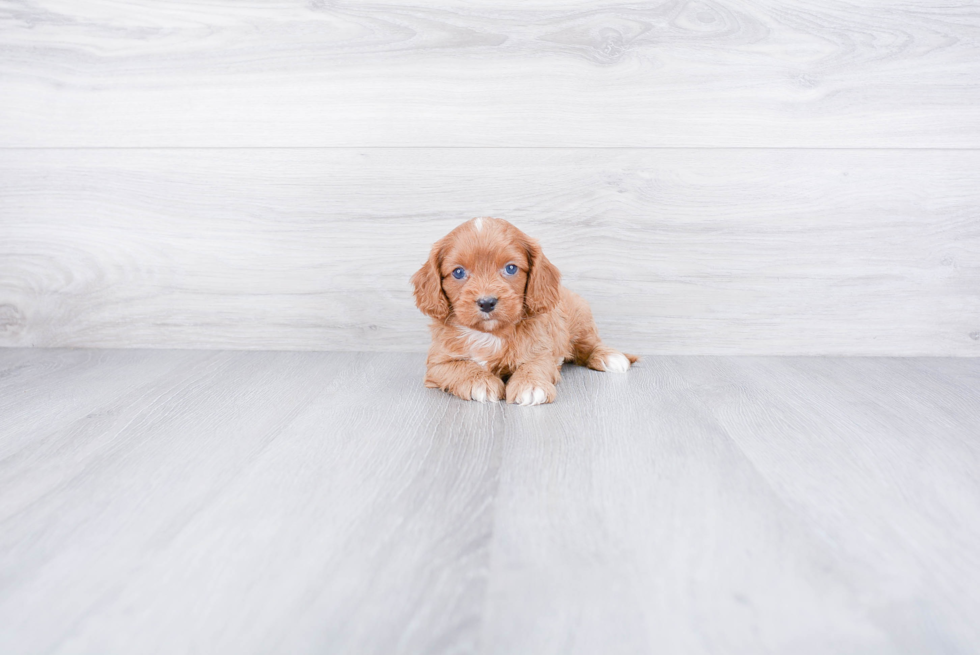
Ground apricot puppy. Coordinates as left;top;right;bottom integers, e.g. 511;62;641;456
412;217;636;405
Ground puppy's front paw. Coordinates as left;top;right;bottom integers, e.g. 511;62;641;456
457;374;504;403
506;379;557;406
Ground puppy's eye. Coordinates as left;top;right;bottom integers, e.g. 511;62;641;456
504;264;518;276
451;267;466;280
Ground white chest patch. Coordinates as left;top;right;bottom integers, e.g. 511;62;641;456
456;326;502;357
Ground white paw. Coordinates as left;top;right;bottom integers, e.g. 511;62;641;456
469;379;500;403
517;387;547;406
603;353;631;373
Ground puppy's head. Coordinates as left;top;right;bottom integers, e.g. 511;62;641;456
411;217;561;332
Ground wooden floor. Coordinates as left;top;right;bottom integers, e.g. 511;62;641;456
1;349;979;654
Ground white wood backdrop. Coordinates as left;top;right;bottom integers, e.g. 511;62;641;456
1;0;979;354
2;149;978;354
2;0;979;148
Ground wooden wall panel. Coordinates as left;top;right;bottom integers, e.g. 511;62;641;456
2;148;977;354
0;0;978;147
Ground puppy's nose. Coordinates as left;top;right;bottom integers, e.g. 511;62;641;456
477;297;498;313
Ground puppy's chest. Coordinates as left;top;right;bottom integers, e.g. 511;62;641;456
454;328;515;374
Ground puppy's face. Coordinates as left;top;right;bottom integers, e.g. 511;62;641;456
440;222;529;332
412;218;561;332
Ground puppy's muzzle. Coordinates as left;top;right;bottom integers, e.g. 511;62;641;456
477;297;498;313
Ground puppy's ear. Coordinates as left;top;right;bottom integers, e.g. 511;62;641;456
523;236;561;316
411;238;451;320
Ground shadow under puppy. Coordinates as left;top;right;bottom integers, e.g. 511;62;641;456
412;217;636;405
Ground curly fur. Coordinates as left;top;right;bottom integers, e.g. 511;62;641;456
412;217;636;405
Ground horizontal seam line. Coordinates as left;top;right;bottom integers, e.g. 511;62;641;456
2;146;980;151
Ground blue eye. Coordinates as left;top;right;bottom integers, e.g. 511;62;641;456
504;264;518;276
451;267;466;280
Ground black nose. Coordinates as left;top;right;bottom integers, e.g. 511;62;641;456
477;297;498;313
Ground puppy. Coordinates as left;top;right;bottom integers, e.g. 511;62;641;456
412;217;636;405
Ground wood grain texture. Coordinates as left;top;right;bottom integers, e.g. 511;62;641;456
0;350;503;654
485;358;888;654
677;356;980;651
1;0;979;147
1;349;979;653
2;148;978;355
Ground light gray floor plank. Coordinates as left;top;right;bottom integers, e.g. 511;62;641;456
3;148;978;355
0;351;502;655
2;1;979;147
482;360;890;654
1;350;979;654
678;357;980;653
0;349;209;461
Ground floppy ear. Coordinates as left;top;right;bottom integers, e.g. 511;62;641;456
523;236;561;316
411;239;451;320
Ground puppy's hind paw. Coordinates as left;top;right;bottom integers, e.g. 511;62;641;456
586;347;636;373
603;352;631;373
